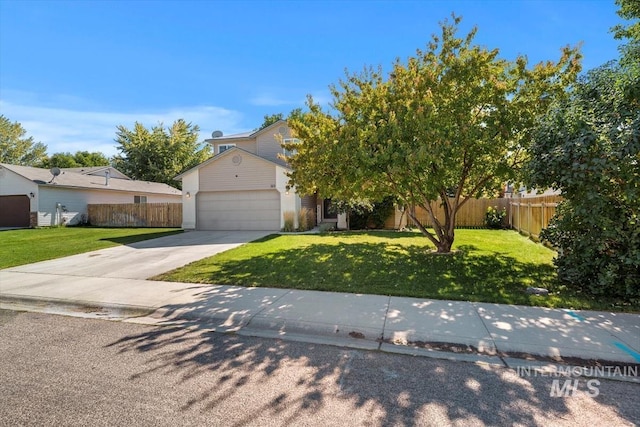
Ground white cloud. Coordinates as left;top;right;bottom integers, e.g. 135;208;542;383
0;96;245;157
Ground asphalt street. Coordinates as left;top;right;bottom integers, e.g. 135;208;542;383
3;229;638;366
1;309;638;426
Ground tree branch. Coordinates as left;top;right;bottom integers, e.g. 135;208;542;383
407;209;440;247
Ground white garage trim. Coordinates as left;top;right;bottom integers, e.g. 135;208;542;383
196;190;281;230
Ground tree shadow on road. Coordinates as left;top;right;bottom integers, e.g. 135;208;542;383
105;301;640;426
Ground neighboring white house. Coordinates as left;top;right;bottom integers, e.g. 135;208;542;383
0;164;181;227
175;120;347;231
515;185;562;198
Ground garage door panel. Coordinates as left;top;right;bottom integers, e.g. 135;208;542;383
203;210;279;221
205;219;279;230
198;200;279;212
197;190;280;231
208;191;277;202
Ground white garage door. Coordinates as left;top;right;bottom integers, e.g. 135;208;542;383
196;190;281;230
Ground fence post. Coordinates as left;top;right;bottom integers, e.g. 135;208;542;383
527;201;532;237
509;198;513;229
517;197;521;233
541;202;546;235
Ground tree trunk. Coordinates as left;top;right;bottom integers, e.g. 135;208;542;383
434;197;456;253
407;204;456;253
435;228;455;253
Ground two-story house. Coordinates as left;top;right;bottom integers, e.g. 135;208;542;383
175;120;347;231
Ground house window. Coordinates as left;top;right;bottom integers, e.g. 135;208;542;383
282;138;300;158
134;195;147;204
323;199;338;219
218;143;236;154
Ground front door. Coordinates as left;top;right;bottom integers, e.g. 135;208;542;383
323;199;337;220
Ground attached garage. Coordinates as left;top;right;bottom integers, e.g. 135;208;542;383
196;190;281;230
0;195;30;227
176;124;348;231
176;143;300;231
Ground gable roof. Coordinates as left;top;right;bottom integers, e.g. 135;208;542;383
0;163;181;195
204;119;288;143
174;146;291;181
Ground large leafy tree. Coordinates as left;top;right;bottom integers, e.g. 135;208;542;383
528;3;640;300
286;16;581;252
0;115;48;166
40;151;110;168
113;119;211;188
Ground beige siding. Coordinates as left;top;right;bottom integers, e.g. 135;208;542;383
214;140;256;154
256;125;290;163
180;169;199;229
198;152;277;192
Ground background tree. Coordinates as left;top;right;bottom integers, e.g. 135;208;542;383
112;119;211;188
40;151;110;168
286;16;581;252
0;115;48;166
611;0;639;64
255;113;284;131
528;3;639;301
73;150;110;167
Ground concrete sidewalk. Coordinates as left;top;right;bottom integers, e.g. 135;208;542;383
1;269;639;373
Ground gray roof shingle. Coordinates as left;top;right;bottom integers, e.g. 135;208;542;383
1;163;181;195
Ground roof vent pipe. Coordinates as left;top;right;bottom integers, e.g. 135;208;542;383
105;169;110;186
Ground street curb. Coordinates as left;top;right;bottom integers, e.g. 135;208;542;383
0;294;155;319
379;342;505;366
238;328;382;351
135;306;251;332
245;316;383;342
2;294;638;382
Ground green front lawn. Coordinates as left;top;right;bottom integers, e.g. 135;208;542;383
0;227;183;268
155;230;634;311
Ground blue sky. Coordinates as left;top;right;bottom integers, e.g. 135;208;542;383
0;0;625;157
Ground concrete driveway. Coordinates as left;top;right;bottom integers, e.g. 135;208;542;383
4;230;271;279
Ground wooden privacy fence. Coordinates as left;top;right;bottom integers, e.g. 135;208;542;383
88;203;182;227
509;195;562;239
408;197;511;228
